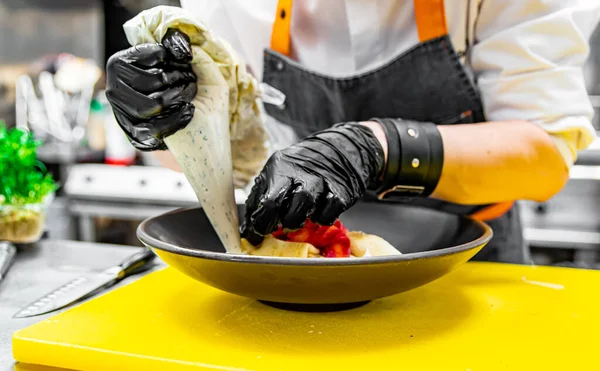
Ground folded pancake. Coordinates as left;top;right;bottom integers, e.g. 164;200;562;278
240;220;401;258
347;231;401;257
241;236;321;258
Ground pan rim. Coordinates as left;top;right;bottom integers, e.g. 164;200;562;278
137;206;493;266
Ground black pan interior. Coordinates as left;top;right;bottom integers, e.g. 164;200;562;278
144;202;484;255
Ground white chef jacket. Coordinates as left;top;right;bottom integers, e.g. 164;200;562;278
180;0;600;167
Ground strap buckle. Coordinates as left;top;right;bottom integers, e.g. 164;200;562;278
377;185;425;201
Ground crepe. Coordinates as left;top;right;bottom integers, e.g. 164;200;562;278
347;231;402;257
241;236;322;258
241;231;401;258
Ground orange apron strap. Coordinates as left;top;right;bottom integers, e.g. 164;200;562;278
470;201;515;221
270;0;293;56
413;0;448;42
271;0;448;54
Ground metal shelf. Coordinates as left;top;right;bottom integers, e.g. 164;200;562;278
524;228;600;250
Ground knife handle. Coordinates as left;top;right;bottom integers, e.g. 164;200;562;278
0;241;16;280
118;248;156;278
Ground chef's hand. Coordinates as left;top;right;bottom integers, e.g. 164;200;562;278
241;123;385;245
106;29;197;151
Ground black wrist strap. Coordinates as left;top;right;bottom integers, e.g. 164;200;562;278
371;118;444;201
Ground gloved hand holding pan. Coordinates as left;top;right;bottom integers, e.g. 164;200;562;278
108;6;493;307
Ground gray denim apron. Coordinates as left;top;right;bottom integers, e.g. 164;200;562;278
261;0;528;264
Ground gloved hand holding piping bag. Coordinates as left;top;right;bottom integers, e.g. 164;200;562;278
107;13;271;254
106;29;270;188
106;30;197;152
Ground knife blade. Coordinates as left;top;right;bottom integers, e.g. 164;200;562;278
13;248;156;318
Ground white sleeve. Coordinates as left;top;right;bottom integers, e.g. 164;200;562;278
470;0;600;167
179;0;251;72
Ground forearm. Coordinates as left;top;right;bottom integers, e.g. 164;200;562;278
362;120;569;205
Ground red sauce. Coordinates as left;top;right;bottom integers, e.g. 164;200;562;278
272;219;351;257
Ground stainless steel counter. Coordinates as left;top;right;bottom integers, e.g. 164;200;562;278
0;240;163;370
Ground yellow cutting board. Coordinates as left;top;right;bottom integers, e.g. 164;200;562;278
13;263;600;371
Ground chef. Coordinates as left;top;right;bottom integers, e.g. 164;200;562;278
106;0;600;263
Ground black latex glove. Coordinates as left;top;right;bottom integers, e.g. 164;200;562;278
241;123;385;245
106;29;197;151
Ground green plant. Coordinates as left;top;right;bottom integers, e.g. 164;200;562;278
0;122;57;206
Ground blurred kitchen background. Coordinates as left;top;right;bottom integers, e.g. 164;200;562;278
1;0;600;267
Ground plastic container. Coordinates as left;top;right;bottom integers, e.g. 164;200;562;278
98;92;137;166
87;99;107;151
0;193;54;243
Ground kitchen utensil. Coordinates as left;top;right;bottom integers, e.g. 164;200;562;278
74;85;94;139
38;71;71;142
16;75;48;136
137;202;492;308
12;263;600;371
13;248;156;318
15;75;31;131
0;241;16;282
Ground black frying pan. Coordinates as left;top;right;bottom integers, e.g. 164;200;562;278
137;202;492;310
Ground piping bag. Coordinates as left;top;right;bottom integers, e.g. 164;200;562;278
123;6;274;253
